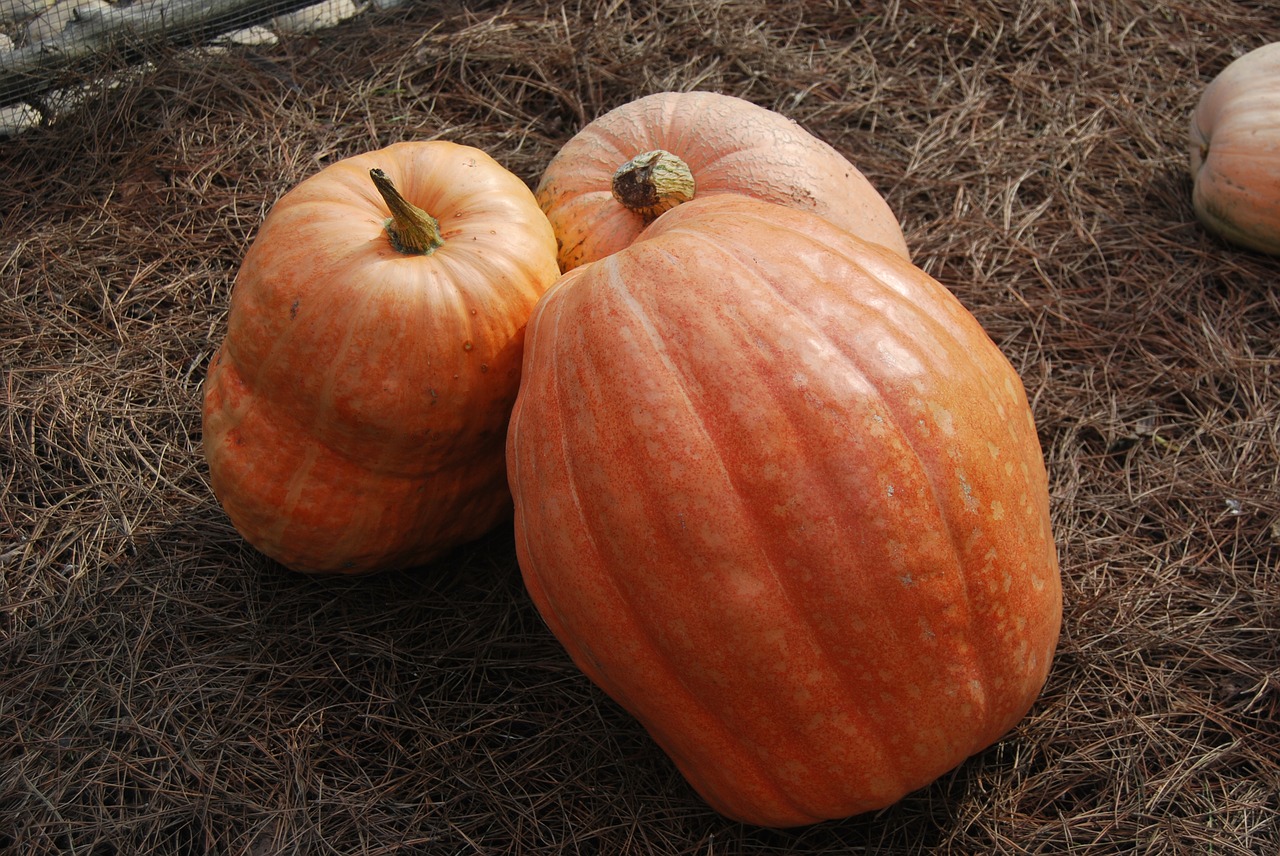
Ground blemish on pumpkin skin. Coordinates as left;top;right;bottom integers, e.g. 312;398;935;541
289;299;300;319
463;340;474;351
928;401;955;435
957;472;979;513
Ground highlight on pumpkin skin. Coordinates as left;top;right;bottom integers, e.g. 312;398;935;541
610;149;696;222
369;167;446;255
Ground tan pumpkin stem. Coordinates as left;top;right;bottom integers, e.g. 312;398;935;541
370;168;444;255
611;150;696;222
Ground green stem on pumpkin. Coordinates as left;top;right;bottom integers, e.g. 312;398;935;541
610;149;696;223
370;168;444;255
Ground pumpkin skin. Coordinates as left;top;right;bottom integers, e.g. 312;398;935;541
1190;42;1280;254
507;195;1062;827
203;141;560;574
535;90;911;271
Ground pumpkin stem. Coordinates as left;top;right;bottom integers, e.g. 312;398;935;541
611;149;696;223
370;168;444;255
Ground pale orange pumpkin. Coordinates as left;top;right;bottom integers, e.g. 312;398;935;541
507;195;1061;827
1190;42;1280;254
203;141;560;574
536;90;910;271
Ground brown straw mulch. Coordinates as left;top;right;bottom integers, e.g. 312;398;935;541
2;1;1278;853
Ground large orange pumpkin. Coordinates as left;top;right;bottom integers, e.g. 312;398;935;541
506;195;1062;827
203;141;560;574
535;90;910;271
1190;42;1280;254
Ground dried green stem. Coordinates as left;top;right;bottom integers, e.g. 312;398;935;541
611;149;696;222
370;168;444;255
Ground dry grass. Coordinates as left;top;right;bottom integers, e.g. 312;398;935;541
2;1;1279;853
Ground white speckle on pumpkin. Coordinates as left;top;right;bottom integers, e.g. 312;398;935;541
928;401;956;435
886;483;895;497
991;500;1005;520
957;471;979;512
885;539;907;570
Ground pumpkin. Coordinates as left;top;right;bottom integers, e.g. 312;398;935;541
203;141;560;574
535;90;911;271
506;195;1062;827
1190;42;1280;254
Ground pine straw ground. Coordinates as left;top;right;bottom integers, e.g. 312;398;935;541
1;1;1279;853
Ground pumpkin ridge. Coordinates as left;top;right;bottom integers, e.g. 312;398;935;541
660;93;770;169
511;289;605;636
750;277;1000;730
284;274;461;474
682;138;754;177
222;199;402;429
720;224;989;640
303;252;391;437
602;244;924;812
519;268;815;820
606;262;872;821
649;212;1007;737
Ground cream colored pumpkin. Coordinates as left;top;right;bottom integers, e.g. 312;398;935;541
1190;42;1280;254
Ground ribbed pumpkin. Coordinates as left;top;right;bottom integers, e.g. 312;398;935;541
535;90;910;271
506;195;1062;827
1190;42;1280;254
203;141;560;574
